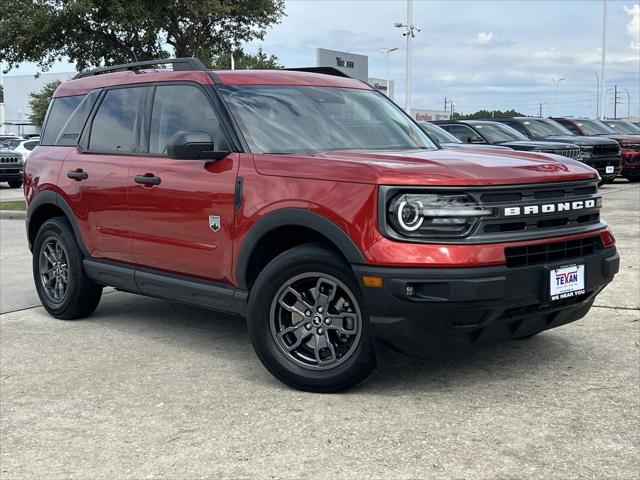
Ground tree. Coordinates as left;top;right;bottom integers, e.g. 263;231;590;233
27;80;61;127
211;47;282;70
0;0;285;71
452;109;524;120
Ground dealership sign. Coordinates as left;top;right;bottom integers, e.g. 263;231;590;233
410;109;451;122
316;48;368;81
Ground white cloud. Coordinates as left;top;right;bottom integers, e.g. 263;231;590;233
465;32;494;46
623;4;640;50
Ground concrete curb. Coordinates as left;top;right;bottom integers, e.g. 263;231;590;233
0;210;26;220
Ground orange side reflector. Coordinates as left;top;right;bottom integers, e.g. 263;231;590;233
362;276;383;288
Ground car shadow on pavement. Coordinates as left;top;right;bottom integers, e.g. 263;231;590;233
88;291;576;394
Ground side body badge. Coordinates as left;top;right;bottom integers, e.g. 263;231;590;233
209;215;221;232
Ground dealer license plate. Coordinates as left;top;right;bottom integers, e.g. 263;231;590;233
550;264;585;301
606;166;614;174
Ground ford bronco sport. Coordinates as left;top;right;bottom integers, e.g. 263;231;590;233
24;58;619;392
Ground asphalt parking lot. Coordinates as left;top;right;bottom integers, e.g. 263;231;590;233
0;181;638;479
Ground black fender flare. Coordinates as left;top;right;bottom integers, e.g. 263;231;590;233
27;190;89;256
235;208;367;290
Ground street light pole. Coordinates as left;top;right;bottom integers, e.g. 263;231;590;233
380;47;398;98
552;77;565;116
394;0;420;114
599;0;608;120
593;70;600;118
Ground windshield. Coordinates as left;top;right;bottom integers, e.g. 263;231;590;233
468;122;527;143
1;139;21;149
575;119;617;135
522;119;574;137
604;121;640;135
219;86;436;153
418;122;461;144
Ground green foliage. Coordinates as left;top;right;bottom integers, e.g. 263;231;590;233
27;80;61;127
453;109;524;120
0;0;285;72
211;47;282;70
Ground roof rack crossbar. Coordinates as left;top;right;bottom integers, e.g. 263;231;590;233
73;57;207;80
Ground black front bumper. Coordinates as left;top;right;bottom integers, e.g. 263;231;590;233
352;246;619;356
0;168;22;181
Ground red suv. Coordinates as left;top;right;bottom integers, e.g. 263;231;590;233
24;59;619;392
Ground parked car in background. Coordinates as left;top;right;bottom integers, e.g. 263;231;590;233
0;146;24;188
551;117;640;183
0;138;40;161
480;117;622;184
601;119;640;135
417;121;513;151
433;119;582;158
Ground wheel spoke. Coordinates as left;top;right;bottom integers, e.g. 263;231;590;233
313;277;338;308
313;333;337;365
278;286;313;318
43;248;56;266
278;322;313;351
325;312;358;336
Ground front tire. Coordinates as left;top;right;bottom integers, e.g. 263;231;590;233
248;244;376;392
33;217;102;319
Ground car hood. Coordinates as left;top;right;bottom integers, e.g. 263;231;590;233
542;135;619;147
595;134;640;145
440;143;513;151
253;149;598;186
495;140;578;150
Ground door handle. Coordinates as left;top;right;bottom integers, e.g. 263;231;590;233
134;174;161;186
67;169;88;181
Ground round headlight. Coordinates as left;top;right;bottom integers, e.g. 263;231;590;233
397;200;424;231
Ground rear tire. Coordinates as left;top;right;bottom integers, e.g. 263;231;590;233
33;217;102;319
8;180;22;188
247;244;376;392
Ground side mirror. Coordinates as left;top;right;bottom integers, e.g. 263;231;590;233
468;135;486;144
166;131;229;160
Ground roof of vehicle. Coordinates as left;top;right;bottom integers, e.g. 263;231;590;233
54;68;374;98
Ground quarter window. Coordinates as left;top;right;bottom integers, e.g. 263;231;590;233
89;87;145;153
149;85;226;155
40;95;84;145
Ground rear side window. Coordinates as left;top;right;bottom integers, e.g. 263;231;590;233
89;87;145;153
24;141;39;151
148;84;226;155
40;95;84;145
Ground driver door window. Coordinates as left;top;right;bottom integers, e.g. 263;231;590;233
445;125;479;143
148;84;227;154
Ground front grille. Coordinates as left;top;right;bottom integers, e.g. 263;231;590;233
539;148;581;159
0;169;20;174
505;236;602;268
472;180;603;242
592;144;620;156
0;156;20;164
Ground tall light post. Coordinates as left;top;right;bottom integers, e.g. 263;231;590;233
552;77;565;116
599;0;608;119
380;47;399;98
394;0;420;113
539;101;551;118
593;70;600;118
604;87;614;119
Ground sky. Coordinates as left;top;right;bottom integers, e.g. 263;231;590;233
3;0;639;119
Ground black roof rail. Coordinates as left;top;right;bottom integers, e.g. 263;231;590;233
73;57;207;80
284;67;352;78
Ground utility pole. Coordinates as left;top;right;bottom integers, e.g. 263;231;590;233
624;88;631;119
539;102;543;118
593;70;600;118
599;0;607;120
613;84;617;119
443;97;448;111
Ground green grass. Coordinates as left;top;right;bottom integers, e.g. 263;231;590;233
0;200;26;211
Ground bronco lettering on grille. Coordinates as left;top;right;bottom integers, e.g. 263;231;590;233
504;199;597;216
